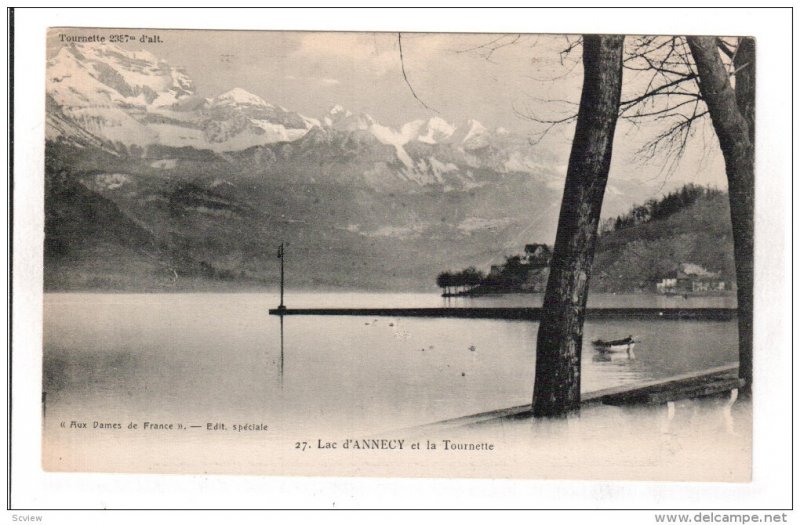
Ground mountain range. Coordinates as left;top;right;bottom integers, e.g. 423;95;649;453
44;43;664;291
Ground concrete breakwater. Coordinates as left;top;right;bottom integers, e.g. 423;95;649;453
268;307;736;321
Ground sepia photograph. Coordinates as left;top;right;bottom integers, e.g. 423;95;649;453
8;6;793;515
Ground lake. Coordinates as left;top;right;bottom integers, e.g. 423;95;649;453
43;292;738;429
41;292;746;478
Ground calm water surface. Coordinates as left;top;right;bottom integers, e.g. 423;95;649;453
43;292;738;436
283;291;737;308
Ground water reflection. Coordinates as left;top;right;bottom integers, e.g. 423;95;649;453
279;314;284;385
591;349;635;363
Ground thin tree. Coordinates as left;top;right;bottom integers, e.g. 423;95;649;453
532;35;625;417
686;36;754;390
526;35;755;394
615;35;754;391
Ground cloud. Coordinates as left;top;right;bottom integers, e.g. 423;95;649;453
291;32;400;77
285;74;341;86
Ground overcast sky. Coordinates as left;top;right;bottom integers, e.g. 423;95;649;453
47;28;727;193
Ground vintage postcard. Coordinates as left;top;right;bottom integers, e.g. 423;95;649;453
39;26;755;482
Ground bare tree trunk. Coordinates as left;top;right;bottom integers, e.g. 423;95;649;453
687;36;754;392
532;35;625;417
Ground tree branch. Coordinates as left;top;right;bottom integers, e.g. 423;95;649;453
398;33;438;113
456;34;522;63
716;37;735;58
619;73;697;108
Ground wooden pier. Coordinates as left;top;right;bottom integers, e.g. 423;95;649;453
269;307;736;321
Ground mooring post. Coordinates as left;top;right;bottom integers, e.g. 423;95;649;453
277;242;286;312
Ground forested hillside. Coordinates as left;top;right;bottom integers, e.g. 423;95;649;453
592;187;735;292
438;185;736;294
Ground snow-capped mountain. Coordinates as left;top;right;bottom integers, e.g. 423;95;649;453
46;45;173;145
44;44;664;293
323;104;375;131
46;43;569;191
414;117;456;144
199;88;316;147
47;43;194;111
449;119;490;149
47;44;317;151
310;104;554;187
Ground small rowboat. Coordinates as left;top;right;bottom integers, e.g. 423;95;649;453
592;335;635;353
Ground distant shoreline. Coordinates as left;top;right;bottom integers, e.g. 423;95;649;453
441;287;737;299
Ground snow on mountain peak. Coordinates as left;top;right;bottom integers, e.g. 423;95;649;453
212;88;271;108
46;43;321;151
47;43;195;112
416;116;456;144
462;119;487;141
46;43;542;174
323;104;376;132
446;118;490;149
328;104;351;117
